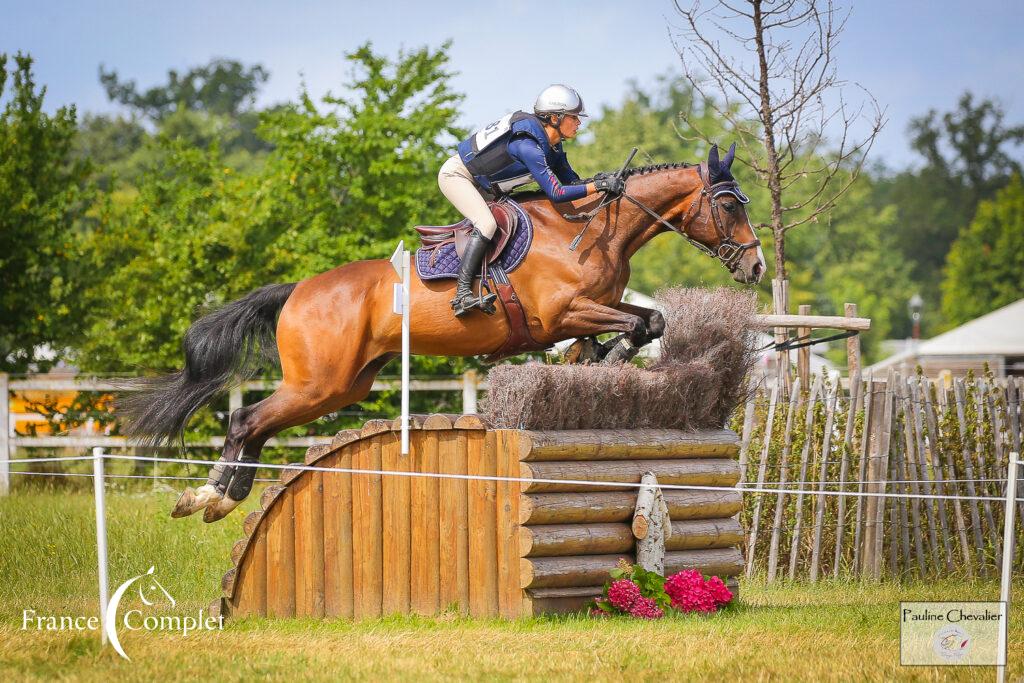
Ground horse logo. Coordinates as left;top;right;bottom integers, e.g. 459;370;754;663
104;566;175;660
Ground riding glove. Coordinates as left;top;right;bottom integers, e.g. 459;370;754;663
593;173;625;196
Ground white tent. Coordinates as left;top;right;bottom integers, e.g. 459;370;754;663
870;298;1024;377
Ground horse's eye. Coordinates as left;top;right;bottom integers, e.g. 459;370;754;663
723;202;736;213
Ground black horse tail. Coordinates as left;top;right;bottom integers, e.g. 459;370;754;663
122;282;298;446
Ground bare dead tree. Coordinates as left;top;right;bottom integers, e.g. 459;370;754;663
671;0;885;283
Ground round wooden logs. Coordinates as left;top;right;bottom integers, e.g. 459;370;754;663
220;418;745;620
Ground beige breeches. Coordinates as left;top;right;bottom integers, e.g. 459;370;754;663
438;154;498;239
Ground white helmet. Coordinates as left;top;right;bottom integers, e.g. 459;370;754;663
533;84;588;118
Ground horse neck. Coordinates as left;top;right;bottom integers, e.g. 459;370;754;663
616;167;704;260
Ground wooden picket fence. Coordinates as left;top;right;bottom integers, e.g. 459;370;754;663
738;370;1023;581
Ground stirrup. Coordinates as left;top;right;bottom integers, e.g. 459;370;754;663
452;290;497;317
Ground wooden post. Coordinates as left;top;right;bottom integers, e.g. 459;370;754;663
0;373;8;496
834;372;862;577
951;383;984;575
852;371;874;574
871;372;894;580
797;305;811;389
772;278;791;394
810;381;839;581
861;375;886;577
788;375;822;580
737;392;757;484
897;378;927;577
844;303;861;380
767;376;804;582
746;383;780;577
633;472;669;575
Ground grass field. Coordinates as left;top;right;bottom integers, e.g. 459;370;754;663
1;481;1021;681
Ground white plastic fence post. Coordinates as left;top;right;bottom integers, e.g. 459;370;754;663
462;370;478;415
401;249;411;455
997;454;1019;683
93;447;109;645
390;241;411;455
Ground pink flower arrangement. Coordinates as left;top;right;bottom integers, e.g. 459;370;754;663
592;560;733;619
664;569;732;614
607;578;643;611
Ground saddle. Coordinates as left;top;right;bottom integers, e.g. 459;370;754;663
414;202;518;267
413;199;545;363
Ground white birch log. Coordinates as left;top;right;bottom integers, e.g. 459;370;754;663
633;472;669;574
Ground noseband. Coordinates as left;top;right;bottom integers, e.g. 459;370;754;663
622;162;761;273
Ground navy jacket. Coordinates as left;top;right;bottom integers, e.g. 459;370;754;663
457;111;587;201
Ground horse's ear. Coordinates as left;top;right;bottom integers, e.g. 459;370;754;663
708;144;721;176
722;142;736;170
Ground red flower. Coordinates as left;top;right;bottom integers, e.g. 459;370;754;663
607;578;642;611
665;570;727;614
628;596;665;619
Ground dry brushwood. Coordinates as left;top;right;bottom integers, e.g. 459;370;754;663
484;287;759;430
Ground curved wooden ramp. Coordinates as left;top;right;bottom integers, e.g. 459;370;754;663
217;415;744;619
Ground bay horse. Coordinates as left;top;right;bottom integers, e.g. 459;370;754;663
126;143;765;522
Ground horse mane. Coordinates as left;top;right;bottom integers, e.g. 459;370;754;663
508;161;696;204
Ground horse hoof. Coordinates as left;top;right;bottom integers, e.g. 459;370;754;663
203;495;243;523
171;484;221;518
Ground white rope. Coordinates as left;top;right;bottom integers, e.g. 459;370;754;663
94;453;1022;504
7;470;276;483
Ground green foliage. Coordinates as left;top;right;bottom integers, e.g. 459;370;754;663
787;175;914;362
0;53;93;372
73;42;465;374
941;174;1024;325
880;93;1023;333
100;58;269;121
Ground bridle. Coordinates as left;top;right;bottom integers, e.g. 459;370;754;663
566;163;761;273
622;162;761;273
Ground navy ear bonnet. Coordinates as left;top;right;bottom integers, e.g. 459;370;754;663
707;143;750;204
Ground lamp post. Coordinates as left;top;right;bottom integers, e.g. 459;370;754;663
908;293;923;340
907;293;923;361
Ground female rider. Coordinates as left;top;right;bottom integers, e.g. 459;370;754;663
439;84;624;317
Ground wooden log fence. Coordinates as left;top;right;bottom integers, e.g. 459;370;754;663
740;370;1024;580
218;418;745;619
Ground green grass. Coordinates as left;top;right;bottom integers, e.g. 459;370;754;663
1;484;1021;681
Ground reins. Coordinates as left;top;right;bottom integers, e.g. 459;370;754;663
566;163;761;273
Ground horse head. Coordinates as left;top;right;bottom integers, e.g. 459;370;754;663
685;143;766;285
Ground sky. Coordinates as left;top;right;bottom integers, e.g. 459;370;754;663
3;0;1023;168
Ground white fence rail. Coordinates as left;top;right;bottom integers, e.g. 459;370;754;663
0;371;485;495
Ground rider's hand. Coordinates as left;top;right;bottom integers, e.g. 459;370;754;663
593;173;625;196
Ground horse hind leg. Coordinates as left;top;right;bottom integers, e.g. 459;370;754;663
203;353;397;522
170;404;251;518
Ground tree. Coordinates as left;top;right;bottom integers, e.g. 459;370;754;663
671;0;884;291
0;53;93;372
74;42;465;373
941;174;1024;326
881;93;1024;328
99;59;269;121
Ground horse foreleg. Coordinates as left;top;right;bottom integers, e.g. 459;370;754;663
616;302;665;341
559;298;648;365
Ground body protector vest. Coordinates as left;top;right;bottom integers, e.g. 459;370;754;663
457;111;555;194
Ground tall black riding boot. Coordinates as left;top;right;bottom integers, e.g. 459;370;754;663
450;228;497;317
